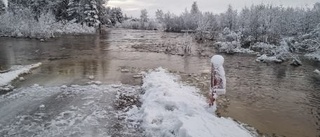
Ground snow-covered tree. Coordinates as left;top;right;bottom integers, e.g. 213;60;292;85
191;1;199;15
223;5;237;31
140;9;148;28
140;9;148;22
113;7;123;23
83;0;100;27
189;2;201;30
155;9;163;22
0;1;5;14
181;9;194;30
196;12;219;40
99;6;111;25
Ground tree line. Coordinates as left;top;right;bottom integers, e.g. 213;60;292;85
117;2;320;62
153;2;320;45
0;0;124;27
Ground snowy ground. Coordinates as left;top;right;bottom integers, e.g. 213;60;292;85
0;68;257;137
0;84;142;137
122;68;257;137
0;63;41;90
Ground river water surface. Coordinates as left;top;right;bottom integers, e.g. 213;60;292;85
0;29;319;137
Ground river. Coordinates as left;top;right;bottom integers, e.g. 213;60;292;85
0;29;319;137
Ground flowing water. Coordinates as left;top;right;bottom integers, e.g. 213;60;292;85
0;29;319;137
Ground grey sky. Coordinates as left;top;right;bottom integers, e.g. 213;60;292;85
107;0;319;18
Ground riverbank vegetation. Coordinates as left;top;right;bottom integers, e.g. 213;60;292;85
116;2;320;63
1;1;319;63
0;0;124;39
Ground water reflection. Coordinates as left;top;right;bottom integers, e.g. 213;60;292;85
0;45;9;70
0;29;319;136
223;54;320;136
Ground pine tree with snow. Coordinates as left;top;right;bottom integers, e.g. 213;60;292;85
99;6;111;25
83;0;100;27
108;7;123;26
191;1;199;15
224;5;237;31
113;7;123;23
189;1;201;30
67;0;75;19
54;0;69;21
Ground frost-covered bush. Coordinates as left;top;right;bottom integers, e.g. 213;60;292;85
214;41;255;54
256;39;300;63
305;50;320;62
214;28;242;43
61;20;96;34
272;41;293;61
296;24;320;52
250;42;276;55
0;9;95;39
213;28;255;54
215;41;240;54
194;12;219;41
116;19;140;29
116;19;161;30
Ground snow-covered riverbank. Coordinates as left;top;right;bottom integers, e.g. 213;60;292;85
123;68;256;137
0;63;41;90
0;84;142;137
0;12;95;39
0;68;257;137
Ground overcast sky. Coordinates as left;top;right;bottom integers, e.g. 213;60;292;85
107;0;319;18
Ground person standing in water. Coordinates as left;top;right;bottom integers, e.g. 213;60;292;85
209;55;226;106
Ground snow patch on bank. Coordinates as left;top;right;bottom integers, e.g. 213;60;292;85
126;68;255;137
256;54;283;63
305;50;320;62
0;62;41;87
314;69;320;75
215;41;256;54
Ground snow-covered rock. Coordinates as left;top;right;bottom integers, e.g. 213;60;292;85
133;74;143;78
19;77;25;81
60;85;68;89
87;81;102;85
88;75;95;80
121;69;130;73
39;104;45;110
314;69;320;75
256;54;282;63
125;68;255;137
